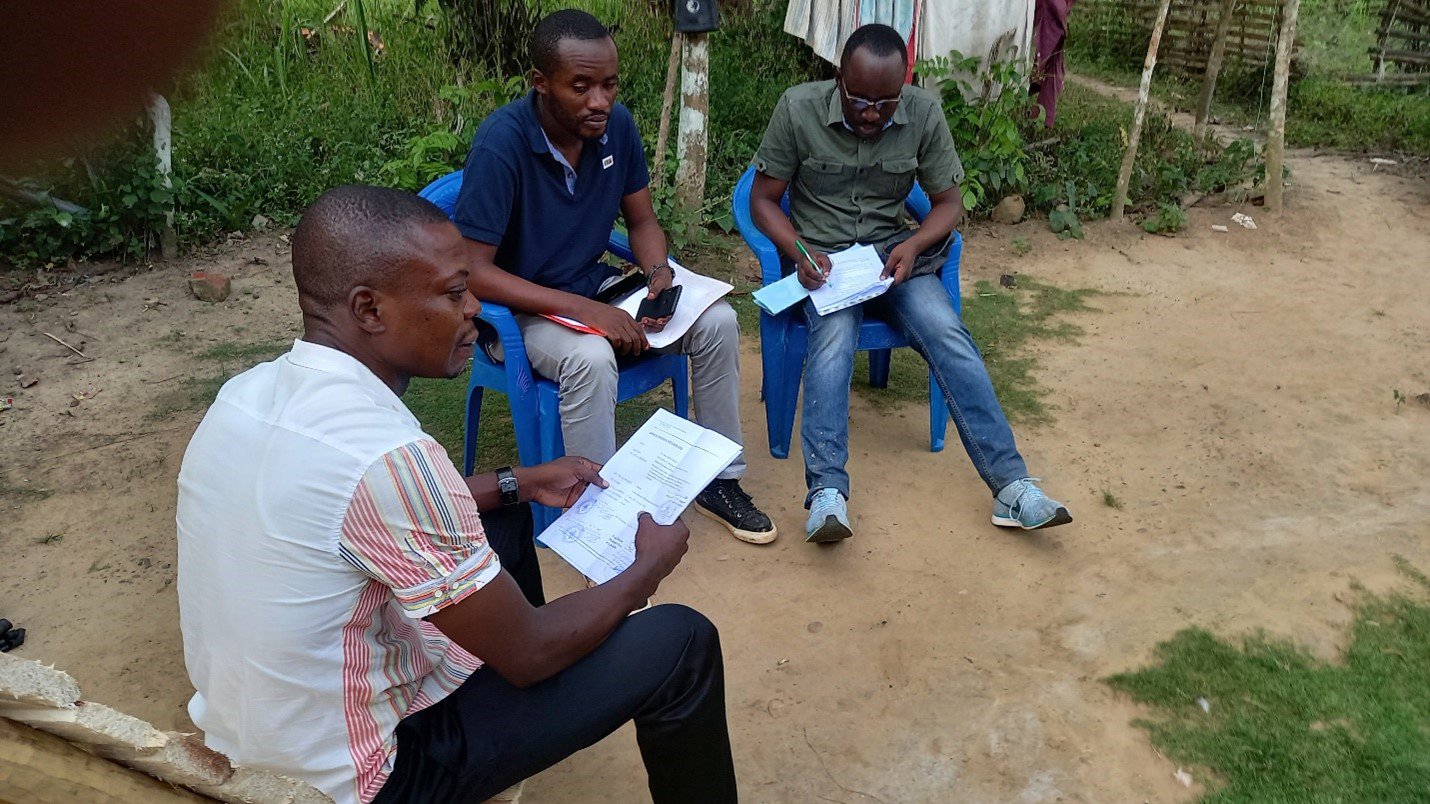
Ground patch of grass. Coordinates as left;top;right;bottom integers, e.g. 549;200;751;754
36;532;65;545
1011;236;1032;256
148;340;289;420
1025;85;1258;219
850;276;1099;424
0;474;53;505
1067;37;1430;156
197;340;289;364
403;367;669;470
1102;490;1123;509
1107;563;1430;801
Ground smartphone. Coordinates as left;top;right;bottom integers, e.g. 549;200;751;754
594;270;647;304
637;285;682;322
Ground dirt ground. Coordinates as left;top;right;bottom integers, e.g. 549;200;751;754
2;149;1427;802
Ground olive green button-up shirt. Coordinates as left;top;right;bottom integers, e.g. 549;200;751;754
752;79;964;253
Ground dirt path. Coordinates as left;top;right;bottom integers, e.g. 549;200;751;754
2;152;1427;802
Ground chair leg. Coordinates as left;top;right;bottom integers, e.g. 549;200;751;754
929;369;949;453
672;359;690;419
533;504;559;546
463;385;485;476
869;349;892;389
770;328;806;460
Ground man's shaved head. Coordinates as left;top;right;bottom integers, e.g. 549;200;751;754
291;184;451;312
840;24;908;71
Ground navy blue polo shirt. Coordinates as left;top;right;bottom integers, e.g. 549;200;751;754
454;91;650;299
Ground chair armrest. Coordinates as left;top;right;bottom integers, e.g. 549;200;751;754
606;229;635;264
732;166;790;287
940;231;963;315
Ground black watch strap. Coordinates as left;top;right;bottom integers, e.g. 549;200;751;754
496;466;520;507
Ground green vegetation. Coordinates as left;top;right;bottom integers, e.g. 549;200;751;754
923;55;1255;224
852;276;1100;425
1108;563;1430;802
2;0;822;272
403;371;668;468
1102;490;1123;509
149;339;289;421
0;474;54;506
1068;0;1430;155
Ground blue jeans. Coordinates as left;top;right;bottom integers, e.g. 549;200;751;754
800;272;1028;504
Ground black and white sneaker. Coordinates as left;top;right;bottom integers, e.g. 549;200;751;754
694;479;778;544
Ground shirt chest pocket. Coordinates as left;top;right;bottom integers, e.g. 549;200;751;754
869;157;918;201
798;157;853;197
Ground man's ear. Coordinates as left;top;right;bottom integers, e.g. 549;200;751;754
532;68;548;97
349;286;387;335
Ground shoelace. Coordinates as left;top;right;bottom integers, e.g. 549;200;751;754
1005;478;1046;515
714;481;757;517
810;488;843;515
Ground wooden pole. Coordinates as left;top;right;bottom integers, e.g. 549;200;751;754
147;93;177;260
0;719;211;804
1193;0;1238;144
1265;0;1301;213
673;31;710;214
651;31;683;195
1111;0;1172;221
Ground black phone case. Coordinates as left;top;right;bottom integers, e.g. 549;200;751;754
637;285;682;320
594;271;647;304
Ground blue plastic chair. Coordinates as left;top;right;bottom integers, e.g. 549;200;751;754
731;165;961;459
419;171;690;533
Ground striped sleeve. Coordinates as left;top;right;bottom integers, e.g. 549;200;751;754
339;439;501;618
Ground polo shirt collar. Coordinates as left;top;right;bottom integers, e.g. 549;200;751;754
826;81;911;130
522;90;609;155
286;339;411;417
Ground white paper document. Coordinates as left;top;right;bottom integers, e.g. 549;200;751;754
808;244;893;315
543;409;741;584
615;260;734;349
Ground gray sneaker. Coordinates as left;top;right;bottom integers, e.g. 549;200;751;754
992;478;1072;530
805;488;853;543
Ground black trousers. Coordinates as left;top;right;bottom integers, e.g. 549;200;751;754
373;504;738;804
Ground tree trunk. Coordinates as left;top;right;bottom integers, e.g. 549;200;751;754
1193;0;1238;144
1111;0;1172;221
674;32;710;214
0;719;211;804
1265;0;1301;213
651;32;683;195
147;93;177;260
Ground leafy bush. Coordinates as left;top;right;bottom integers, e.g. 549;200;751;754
1141;202;1187;234
921;51;1034;212
0;131;177;269
1025;85;1256;219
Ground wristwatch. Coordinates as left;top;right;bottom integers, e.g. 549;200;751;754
645;263;674;285
495;466;520;507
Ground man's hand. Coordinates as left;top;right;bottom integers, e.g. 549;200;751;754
882;239;921;285
581;302;649;356
638;265;674;332
797;250;833;290
625;513;690;598
515;457;606;509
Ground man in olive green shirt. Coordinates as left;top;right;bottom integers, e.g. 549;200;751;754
750;24;1071;543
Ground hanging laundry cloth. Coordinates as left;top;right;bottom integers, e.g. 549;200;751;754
1033;0;1076;127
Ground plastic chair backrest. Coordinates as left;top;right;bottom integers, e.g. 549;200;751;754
732;165;934;287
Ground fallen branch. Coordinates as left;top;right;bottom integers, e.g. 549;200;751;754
43;332;88;359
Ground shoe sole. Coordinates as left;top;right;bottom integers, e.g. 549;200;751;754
694;503;779;544
991;507;1073;531
806;515;853;544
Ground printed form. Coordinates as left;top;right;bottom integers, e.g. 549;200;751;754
544;409;741;584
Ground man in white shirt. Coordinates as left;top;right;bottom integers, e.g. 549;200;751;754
177;184;737;804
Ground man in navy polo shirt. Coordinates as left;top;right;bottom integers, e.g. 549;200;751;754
454;9;776;545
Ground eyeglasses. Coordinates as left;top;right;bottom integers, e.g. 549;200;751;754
840;82;901;113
